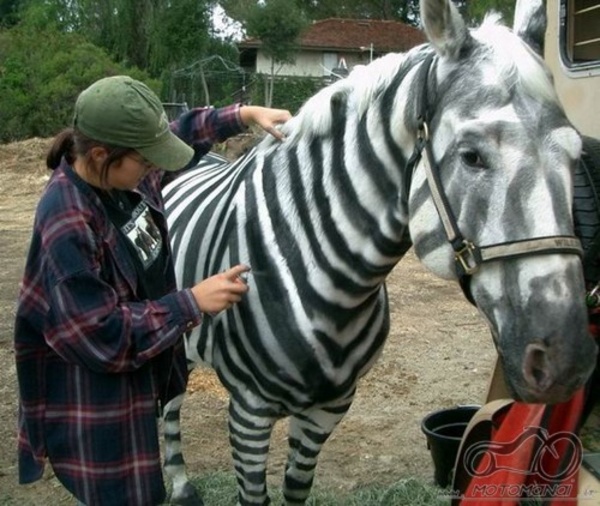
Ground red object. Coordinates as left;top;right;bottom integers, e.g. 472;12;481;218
454;389;586;505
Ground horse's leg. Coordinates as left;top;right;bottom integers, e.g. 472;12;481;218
228;397;276;506
283;395;354;504
163;392;204;506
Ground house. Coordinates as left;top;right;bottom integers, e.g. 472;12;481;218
238;18;426;79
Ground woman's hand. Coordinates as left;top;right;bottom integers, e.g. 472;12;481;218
240;105;292;141
190;264;250;314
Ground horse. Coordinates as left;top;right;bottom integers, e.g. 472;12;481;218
161;0;598;504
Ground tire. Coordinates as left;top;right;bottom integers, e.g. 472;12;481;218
572;135;600;283
572;137;600;453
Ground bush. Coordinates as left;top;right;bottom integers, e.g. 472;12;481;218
0;25;157;143
249;74;328;114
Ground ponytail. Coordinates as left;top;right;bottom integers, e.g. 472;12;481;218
46;128;75;170
46;128;133;186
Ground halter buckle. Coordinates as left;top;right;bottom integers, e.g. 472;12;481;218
455;241;480;275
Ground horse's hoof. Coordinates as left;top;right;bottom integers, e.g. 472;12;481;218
170;482;204;506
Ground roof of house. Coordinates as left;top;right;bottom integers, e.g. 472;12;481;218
239;18;427;53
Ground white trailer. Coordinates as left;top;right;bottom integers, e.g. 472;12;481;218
546;0;600;137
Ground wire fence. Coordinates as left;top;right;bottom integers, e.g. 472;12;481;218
162;55;332;113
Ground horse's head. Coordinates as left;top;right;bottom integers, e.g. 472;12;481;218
409;0;597;403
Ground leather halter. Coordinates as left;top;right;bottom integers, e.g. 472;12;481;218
406;52;583;304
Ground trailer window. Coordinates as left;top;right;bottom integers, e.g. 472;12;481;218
560;0;600;70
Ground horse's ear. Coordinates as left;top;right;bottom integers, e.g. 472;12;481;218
513;0;547;56
420;0;472;60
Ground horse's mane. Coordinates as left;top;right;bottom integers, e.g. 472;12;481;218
273;51;412;147
263;13;557;150
473;13;558;104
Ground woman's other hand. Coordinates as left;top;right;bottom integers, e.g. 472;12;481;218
240;105;292;141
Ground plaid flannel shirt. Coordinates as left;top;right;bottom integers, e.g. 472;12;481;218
14;104;245;505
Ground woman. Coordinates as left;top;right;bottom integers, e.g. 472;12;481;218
14;75;291;505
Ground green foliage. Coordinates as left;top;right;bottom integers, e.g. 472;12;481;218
243;0;310;107
464;0;516;27
16;0;80;32
223;0;421;24
164;64;246;109
0;0;521;143
148;0;237;107
0;0;250;140
16;0;215;80
0;0;22;27
147;0;213;76
161;40;246;107
243;0;309;65
248;74;325;114
0;24;156;142
294;0;421;23
16;0;227;110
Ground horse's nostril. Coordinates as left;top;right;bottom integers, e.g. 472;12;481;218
523;344;553;392
531;366;545;386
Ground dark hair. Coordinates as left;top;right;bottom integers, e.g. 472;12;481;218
46;128;134;186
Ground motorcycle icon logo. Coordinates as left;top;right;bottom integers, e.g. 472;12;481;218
464;426;582;481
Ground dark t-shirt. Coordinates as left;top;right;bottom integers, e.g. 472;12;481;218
96;189;169;299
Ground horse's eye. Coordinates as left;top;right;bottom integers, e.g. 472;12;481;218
460;150;485;168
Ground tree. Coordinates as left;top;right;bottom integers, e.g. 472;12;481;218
295;0;420;23
72;0;159;71
1;0;80;31
463;0;517;27
149;0;213;74
243;0;309;107
12;0;226;105
25;0;214;79
0;20;155;141
222;0;421;24
75;0;225;105
224;0;518;27
0;0;21;27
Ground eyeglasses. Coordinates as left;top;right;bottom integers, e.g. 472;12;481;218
126;153;157;171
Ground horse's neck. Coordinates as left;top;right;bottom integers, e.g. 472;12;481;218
244;53;428;285
260;121;413;283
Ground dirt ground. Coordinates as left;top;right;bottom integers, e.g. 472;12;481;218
0;137;498;504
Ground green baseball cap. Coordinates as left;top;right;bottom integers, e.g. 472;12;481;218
73;75;194;171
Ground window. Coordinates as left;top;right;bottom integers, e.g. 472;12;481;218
560;0;600;71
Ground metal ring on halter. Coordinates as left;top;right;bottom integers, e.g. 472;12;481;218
586;283;600;307
418;121;430;142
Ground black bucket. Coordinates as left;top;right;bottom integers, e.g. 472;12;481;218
421;405;480;488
